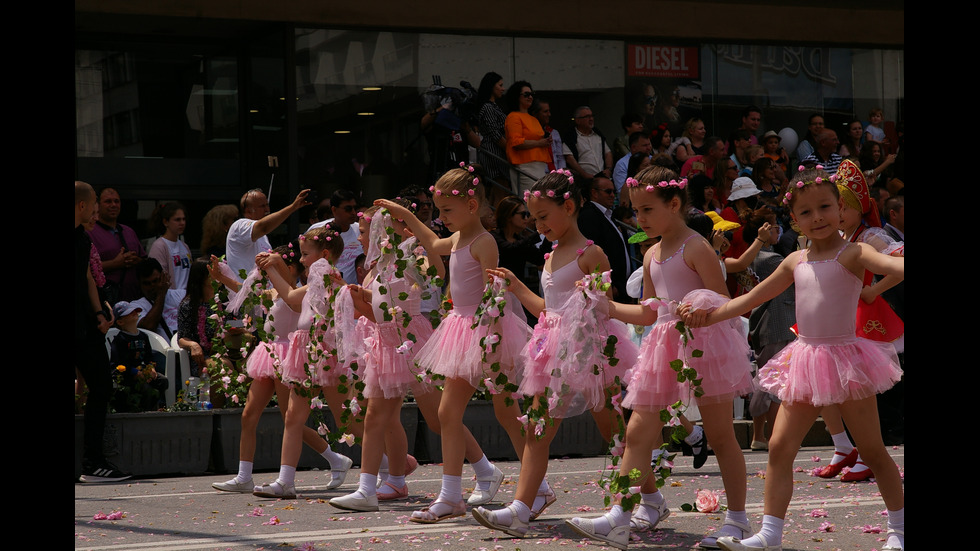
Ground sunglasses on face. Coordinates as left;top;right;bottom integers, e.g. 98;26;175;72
521;92;535;98
516;211;530;218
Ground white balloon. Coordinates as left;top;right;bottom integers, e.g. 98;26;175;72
777;127;799;154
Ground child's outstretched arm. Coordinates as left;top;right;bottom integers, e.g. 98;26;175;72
255;253;305;309
681;251;797;328
208;255;241;292
487;267;545;317
608;246;659;326
346;284;376;322
842;243;905;282
374;199;454;256
724;223;771;273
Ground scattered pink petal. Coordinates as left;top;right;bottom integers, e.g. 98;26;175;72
810;509;829;518
858;524;884;533
576;505;595;512
92;510;124;521
818;522;834;532
262;515;282;525
248;507;265;517
794;467;805;472
811;455;822;462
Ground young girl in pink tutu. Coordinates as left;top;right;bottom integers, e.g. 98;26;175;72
330;201;505;511
250;225;356;499
211;244;352;493
679;168;904;551
567;165;754;550
471;170;638;538
376;165;531;524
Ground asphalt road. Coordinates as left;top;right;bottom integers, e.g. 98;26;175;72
75;445;903;551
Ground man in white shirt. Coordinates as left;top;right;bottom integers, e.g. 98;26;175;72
309;190;362;284
226;188;310;280
563;106;613;183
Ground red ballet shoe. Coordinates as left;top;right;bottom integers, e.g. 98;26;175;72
840;461;874;482
815;448;858;478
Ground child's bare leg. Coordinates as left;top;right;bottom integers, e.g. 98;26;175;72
416;389;484;463
838;397;903;510
492;391;525;460
437;378;476;477
240;378;276;461
764;401;821;518
699;399;746;511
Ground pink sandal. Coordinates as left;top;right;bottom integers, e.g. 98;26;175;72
377;481;409;501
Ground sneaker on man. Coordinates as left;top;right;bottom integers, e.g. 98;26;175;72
80;461;132;483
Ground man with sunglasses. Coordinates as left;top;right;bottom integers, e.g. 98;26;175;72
226;187;310;280
578;176;630;301
310;189;362;283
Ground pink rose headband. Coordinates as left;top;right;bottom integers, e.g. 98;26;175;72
781;165;837;205
625;177;688;193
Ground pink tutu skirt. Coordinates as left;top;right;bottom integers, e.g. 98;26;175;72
281;330;343;388
246;340;288;380
519;312;637;418
361;315;434;400
758;335;901;407
414;308;530;389
623;314;754;411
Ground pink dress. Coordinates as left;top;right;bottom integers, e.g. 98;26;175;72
413;233;530;388
359;274;435;399
281;259;344;388
519;245;638;418
758;244;901;406
246;297;301;380
623;235;753;411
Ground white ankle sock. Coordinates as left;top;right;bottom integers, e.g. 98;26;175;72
277;465;296;486
386;474;406;488
321;447;347;469
592;505;629;535
357;473;377;497
740;515;783;548
830;432;854;461
886;508;904;549
531;479;552;511
849;456;870;473
438;475;462;503
472;455;494;480
237;461;253;482
489;499;530;525
684;425;704;445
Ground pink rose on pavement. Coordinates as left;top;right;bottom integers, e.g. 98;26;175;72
695;489;721;513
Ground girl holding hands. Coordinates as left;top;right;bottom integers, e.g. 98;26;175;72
212;243;351;494
251;226;357;498
472;170;637;537
679;168;904;551
568;166;754;550
376;165;530;524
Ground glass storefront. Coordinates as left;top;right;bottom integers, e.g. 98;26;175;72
76;28;903;252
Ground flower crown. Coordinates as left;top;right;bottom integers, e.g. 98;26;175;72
625;177;688;193
523;189;572;202
298;233;332;241
781;165;837;205
522;169;574;202
428;163;480;196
